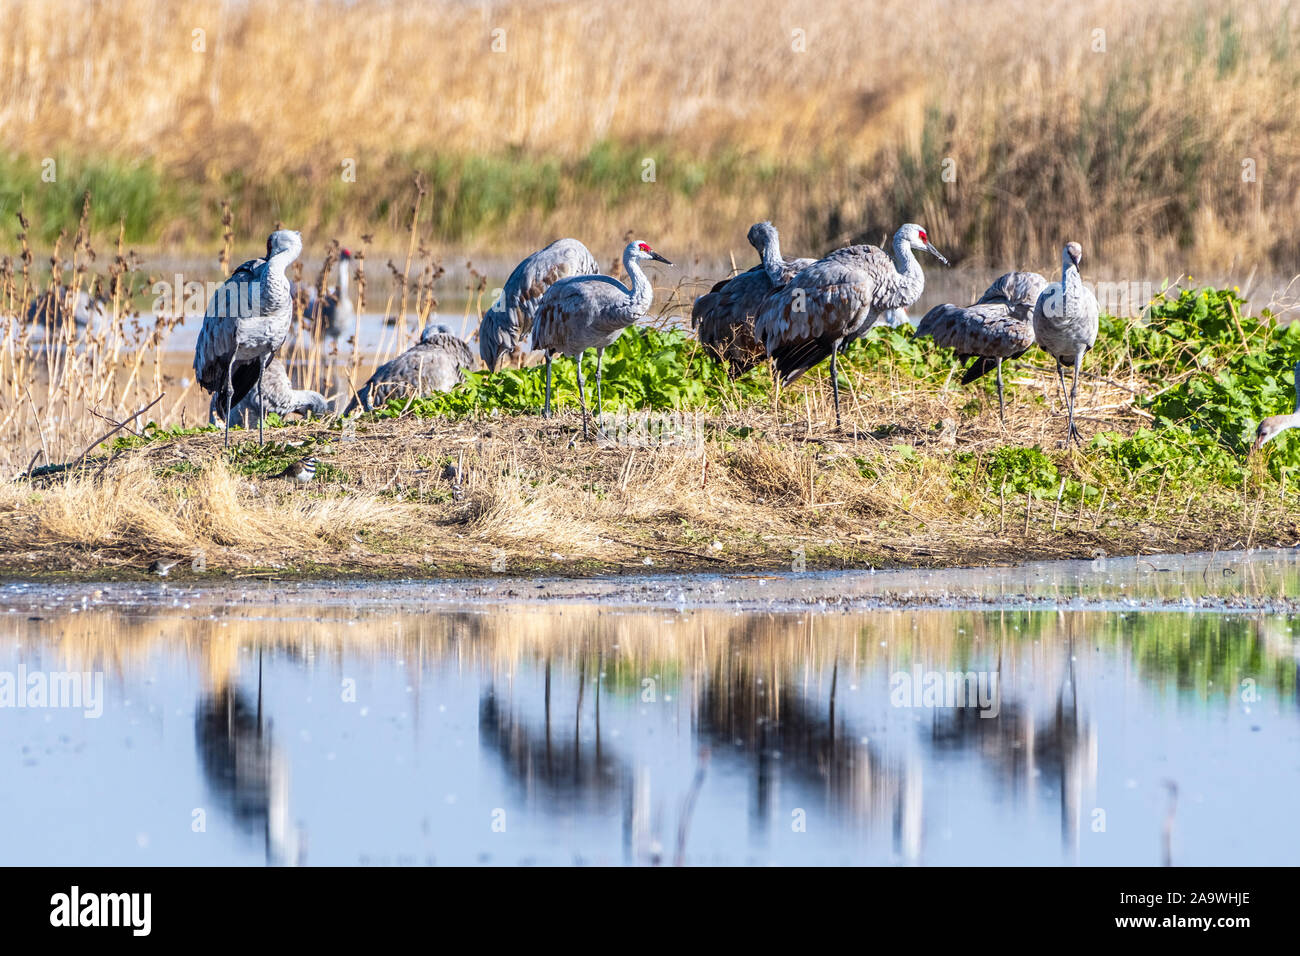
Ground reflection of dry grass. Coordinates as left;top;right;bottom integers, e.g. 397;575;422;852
3;359;1298;578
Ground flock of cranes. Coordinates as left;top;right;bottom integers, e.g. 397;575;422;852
192;222;1297;454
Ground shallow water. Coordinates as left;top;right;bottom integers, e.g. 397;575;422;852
1;549;1297;866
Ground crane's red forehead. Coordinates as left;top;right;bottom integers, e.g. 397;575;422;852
638;241;651;251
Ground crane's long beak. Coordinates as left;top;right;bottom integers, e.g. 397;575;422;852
650;251;673;265
1251;432;1268;454
926;242;949;267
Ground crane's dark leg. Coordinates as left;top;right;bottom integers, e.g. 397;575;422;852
256;358;266;446
1056;362;1068;408
574;351;590;440
1067;352;1083;445
223;355;236;448
996;358;1006;424
595;348;604;429
828;343;842;429
543;352;553;419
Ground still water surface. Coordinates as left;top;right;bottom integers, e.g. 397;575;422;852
1;550;1297;866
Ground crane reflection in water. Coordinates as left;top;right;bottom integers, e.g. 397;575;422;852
194;649;305;866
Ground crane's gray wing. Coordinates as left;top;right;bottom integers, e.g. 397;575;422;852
505;238;600;333
916;302;1034;358
976;271;1049;322
775;256;816;283
533;276;632;355
420;329;476;371
756;249;878;384
478;302;515;370
691;265;773;377
354;341;469;410
483;239;599;370
193;257;263;391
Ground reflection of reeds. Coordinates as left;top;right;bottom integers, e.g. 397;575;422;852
34;597;1298;708
24;594;1289;862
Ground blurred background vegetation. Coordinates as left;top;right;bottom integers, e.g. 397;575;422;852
0;0;1294;274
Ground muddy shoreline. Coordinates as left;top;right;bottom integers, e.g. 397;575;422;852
5;546;1299;614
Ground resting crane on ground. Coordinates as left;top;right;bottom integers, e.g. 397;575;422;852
194;229;303;446
691;221;813;378
915;270;1048;422
1032;242;1099;445
755;224;948;428
479;239;600;372
1252;359;1300;452
27;289;107;330
343;322;475;414
533;240;672;439
214;357;330;428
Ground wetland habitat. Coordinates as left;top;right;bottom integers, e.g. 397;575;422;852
1;0;1299;894
1;549;1296;866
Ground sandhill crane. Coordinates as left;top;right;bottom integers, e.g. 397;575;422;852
479;239;600;371
306;248;354;339
915;271;1048;422
533;240;672;439
1033;242;1099;445
194;229;303;447
755;224;948;428
343;322;475;414
1252;359;1300;452
26;289;107;330
691;221;812;378
214;357;330;428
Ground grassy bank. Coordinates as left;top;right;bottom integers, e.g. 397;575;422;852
3;286;1298;580
0;0;1296;270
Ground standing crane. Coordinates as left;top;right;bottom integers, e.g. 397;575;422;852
306;248;355;340
479;239;600;372
343;322;475;414
1252;359;1300;452
1032;242;1099;445
915;270;1048;422
533;240;672;439
215;357;330;428
755;224;948;428
194;229;303;447
691;221;812;378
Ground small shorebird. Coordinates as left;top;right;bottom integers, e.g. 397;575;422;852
148;558;179;576
275;456;318;484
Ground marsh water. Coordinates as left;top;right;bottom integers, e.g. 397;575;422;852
1;549;1298;866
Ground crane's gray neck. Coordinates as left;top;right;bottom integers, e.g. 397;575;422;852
337;258;350;294
759;234;785;284
1061;252;1082;315
258;248;295;312
622;251;653;313
891;232;921;281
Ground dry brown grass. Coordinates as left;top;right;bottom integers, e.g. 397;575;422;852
3;360;1297;580
1;0;1297;271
